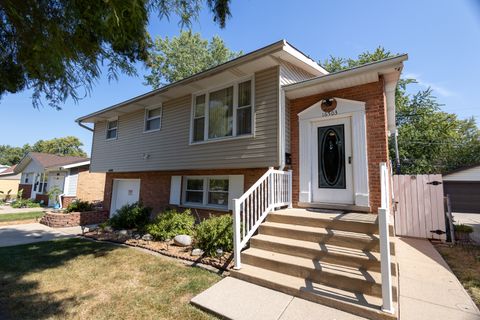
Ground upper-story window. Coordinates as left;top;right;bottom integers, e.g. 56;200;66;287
192;79;253;143
144;106;162;132
106;119;118;140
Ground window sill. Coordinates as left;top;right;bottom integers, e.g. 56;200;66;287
143;128;161;134
189;133;254;146
105;137;117;141
179;204;230;212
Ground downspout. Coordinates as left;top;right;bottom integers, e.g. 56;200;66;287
278;72;286;171
383;72;401;174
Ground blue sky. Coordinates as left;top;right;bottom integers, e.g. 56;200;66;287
1;0;479;155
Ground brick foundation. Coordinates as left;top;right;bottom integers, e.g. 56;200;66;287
103;168;267;218
18;184;32;199
61;196;76;208
40;210;109;228
289;79;389;213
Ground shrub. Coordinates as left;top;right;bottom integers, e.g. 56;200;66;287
11;199;41;208
195;215;234;256
66;200;94;213
109;202;151;230
454;224;474;234
146;209;195;241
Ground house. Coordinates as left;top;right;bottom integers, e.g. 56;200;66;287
443;164;480;213
0;165;21;199
14;152;106;207
77;40;407;319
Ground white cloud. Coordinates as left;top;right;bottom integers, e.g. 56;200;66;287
403;73;455;97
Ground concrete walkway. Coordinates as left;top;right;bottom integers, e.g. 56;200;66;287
396;237;480;320
0;206;47;214
191;277;367;320
0;223;82;247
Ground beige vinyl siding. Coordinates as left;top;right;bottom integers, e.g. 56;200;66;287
280;60;316;86
90;67;280;172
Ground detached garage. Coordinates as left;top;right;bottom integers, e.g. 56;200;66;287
443;164;480;213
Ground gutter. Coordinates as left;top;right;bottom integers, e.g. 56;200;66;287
77;120;94;132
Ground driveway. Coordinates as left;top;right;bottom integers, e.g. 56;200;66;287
0;223;82;247
453;212;480;243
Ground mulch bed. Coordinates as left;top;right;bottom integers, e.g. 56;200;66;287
83;231;234;271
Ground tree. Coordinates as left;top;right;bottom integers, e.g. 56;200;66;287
0;0;232;109
144;31;242;88
0;136;87;166
321;48;480;174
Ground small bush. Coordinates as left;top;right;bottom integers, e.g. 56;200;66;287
146;209;195;241
66;200;94;213
109;202;151;230
454;224;474;234
195;215;234;256
11;199;42;208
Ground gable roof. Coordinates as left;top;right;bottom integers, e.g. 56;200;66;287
76;39;328;124
14;152;89;173
0;165;16;176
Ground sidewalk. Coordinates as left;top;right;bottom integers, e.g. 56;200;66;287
0;223;82;247
396;237;480;320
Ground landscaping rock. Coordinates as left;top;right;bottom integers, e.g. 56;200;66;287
104;226;113;233
174;235;192;247
118;230;128;236
191;248;204;256
142;234;153;241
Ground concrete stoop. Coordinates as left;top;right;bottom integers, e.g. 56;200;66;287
230;208;398;320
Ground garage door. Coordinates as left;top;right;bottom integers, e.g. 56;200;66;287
110;179;141;216
444;181;480;213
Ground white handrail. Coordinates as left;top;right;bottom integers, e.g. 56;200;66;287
379;162;394;314
233;167;292;269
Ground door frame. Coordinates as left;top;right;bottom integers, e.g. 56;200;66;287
312;117;353;204
298;98;370;208
110;178;141;217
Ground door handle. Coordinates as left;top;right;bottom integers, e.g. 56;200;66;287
348;156;352;164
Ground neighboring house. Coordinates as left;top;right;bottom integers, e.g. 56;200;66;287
0;164;10;173
0;165;21;198
77;40;407;318
14;152;106;207
443;164;480;213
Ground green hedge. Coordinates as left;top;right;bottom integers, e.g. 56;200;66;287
146;209;195;241
194;215;233;256
109;202;151;230
66;200;94;213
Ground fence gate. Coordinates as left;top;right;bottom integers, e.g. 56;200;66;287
393;174;446;240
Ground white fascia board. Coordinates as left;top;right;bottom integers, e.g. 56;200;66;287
59;160;91;169
282;42;329;76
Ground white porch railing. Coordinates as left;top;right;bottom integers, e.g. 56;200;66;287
233;167;292;269
379;162;394;314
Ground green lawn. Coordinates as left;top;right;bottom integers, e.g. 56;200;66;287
0;238;220;319
0;211;45;222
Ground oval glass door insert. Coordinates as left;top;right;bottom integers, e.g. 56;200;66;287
318;124;346;189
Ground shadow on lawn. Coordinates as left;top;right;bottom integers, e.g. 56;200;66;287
0;238;119;319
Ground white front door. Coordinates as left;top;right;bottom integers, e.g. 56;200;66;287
110;179;141;216
312;117;354;204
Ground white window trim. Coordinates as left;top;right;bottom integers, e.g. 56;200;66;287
189;75;255;145
143;104;162;133
182;176;230;209
105;117;119;141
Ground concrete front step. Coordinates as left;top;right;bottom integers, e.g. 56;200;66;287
230;265;398;320
267;210;380;234
259;221;397;254
250;234;396;275
241;247;397;299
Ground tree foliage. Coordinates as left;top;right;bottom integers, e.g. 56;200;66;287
0;136;87;166
322;47;480;174
0;0;232;109
144;31;241;88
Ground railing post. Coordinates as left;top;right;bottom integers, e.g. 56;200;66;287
233;198;242;270
269;170;275;211
379;208;394;314
287;170;293;208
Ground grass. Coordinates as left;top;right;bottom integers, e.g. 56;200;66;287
0;238;221;319
0;211;45;222
436;244;480;308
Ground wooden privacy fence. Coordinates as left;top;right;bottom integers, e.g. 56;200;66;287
393;174;446;240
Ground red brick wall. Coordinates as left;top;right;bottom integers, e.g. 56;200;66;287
35;194;49;206
61;196;76;208
18;184;32;199
40;210;109;228
289;78;389;213
103;168;267;217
